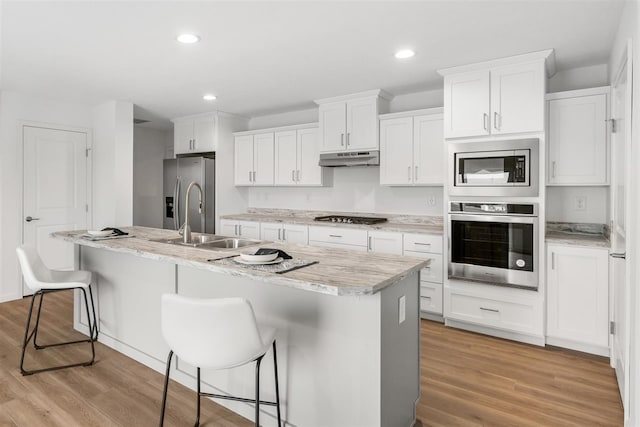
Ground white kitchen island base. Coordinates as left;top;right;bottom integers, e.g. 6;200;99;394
71;242;421;427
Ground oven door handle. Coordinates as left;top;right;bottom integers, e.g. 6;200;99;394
449;213;537;224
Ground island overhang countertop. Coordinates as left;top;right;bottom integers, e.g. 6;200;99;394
53;226;429;296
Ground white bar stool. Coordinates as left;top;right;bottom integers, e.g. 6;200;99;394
16;245;98;376
159;294;282;427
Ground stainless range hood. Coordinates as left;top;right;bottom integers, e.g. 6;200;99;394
319;151;380;167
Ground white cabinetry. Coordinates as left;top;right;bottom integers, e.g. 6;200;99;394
316;90;391;153
260;222;309;245
367;231;403;255
172;113;216;155
308;226;368;252
546;244;609;355
404;233;444;316
439;51;551;139
219;219;260;239
234;133;274;186
274;127;323;186
379;109;444;186
546;87;609;185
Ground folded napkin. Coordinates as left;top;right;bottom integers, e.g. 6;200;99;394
101;227;129;236
253;248;292;260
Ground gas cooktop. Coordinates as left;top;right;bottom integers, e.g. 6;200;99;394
313;215;388;225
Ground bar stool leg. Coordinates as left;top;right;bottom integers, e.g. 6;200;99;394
195;367;201;427
32;291;46;349
159;350;174;427
19;292;39;375
88;285;99;341
255;355;264;427
272;341;282;427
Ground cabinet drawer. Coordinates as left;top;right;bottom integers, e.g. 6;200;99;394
446;290;538;334
403;233;442;254
308;226;368;247
405;251;443;284
420;283;443;315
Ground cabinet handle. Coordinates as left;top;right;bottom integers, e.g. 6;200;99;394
238;224;242;236
248;171;252;182
234;224;238;236
494;112;499;130
414;242;431;247
483;113;489;131
552;161;557;178
368;236;372;250
480;307;500;313
551;252;555;269
253;171;256;182
341;134;344;146
292;170;295;182
192;139;195;149
610;252;626;259
278;229;281;240
346;133;350;146
282;229;286;241
329;234;342;238
408;166;411;182
424;296;431;301
296;170;300;181
415;166;418;181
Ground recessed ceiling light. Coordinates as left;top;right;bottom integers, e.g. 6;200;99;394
177;34;200;44
395;49;415;59
203;94;217;101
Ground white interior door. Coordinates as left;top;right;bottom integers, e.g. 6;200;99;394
23;125;88;295
610;54;630;413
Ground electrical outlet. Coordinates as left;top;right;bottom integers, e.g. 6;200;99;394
575;196;587;211
398;295;406;324
427;195;436;206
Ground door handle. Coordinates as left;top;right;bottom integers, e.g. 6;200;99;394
25;216;40;222
610;253;626;259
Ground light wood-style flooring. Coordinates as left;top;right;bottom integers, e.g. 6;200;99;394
0;291;623;426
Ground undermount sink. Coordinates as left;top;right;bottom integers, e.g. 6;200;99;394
150;234;264;250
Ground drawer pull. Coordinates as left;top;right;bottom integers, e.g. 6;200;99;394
423;296;431;301
414;242;431;246
480;307;499;313
329;234;342;238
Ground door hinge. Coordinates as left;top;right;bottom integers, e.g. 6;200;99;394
610;321;615;335
606;118;617;133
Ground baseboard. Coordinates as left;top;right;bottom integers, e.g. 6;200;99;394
545;336;610;357
445;318;546;346
420;312;444;323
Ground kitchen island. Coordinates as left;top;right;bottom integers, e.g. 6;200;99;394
53;226;427;427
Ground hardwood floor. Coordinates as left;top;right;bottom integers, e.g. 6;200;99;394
0;291;623;426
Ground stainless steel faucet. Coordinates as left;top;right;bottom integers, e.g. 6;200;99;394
183;181;203;244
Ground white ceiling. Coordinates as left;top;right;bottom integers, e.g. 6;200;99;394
1;1;624;130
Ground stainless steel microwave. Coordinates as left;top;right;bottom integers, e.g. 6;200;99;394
448;138;539;197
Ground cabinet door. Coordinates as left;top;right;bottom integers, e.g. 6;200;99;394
283;223;309;245
234;135;254;186
380;117;414;185
260;222;283;241
219;219;238;236
444;70;490;138
174;120;193;155
274;130;298;185
548;94;607;185
346;98;378;151
297;128;322;186
547;245;609;347
193;115;216;152
491;62;544;135
319;102;346;152
253;133;275;185
367;231;403;255
413;114;444;185
237;221;260;239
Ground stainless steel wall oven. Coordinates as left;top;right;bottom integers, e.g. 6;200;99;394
448;138;539;197
448;202;539;290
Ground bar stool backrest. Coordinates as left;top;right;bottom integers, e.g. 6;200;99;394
16;245;54;292
161;294;266;369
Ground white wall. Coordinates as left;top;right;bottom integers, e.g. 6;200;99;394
0;91;93;302
548;64;609;93
609;2;640;425
545;187;609;224
247;88;444;216
133;127;170;228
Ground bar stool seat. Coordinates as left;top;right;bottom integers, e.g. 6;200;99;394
159;294;282;427
16;245;98;376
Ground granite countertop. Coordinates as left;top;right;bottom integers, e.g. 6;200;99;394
53;227;429;297
221;211;444;235
545;231;610;249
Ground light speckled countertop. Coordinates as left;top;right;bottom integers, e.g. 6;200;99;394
53;227;429;297
545;231;610;249
221;209;444;235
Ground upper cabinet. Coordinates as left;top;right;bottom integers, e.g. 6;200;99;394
379;108;444;186
315;90;391;152
172;113;216;155
234;132;274;186
546;87;610;185
274;127;324;186
439;50;553;139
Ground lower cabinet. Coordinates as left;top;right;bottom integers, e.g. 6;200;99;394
260;222;309;245
546;244;609;355
219;219;260;239
404;233;444;317
367;231;403;255
308;225;368;252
